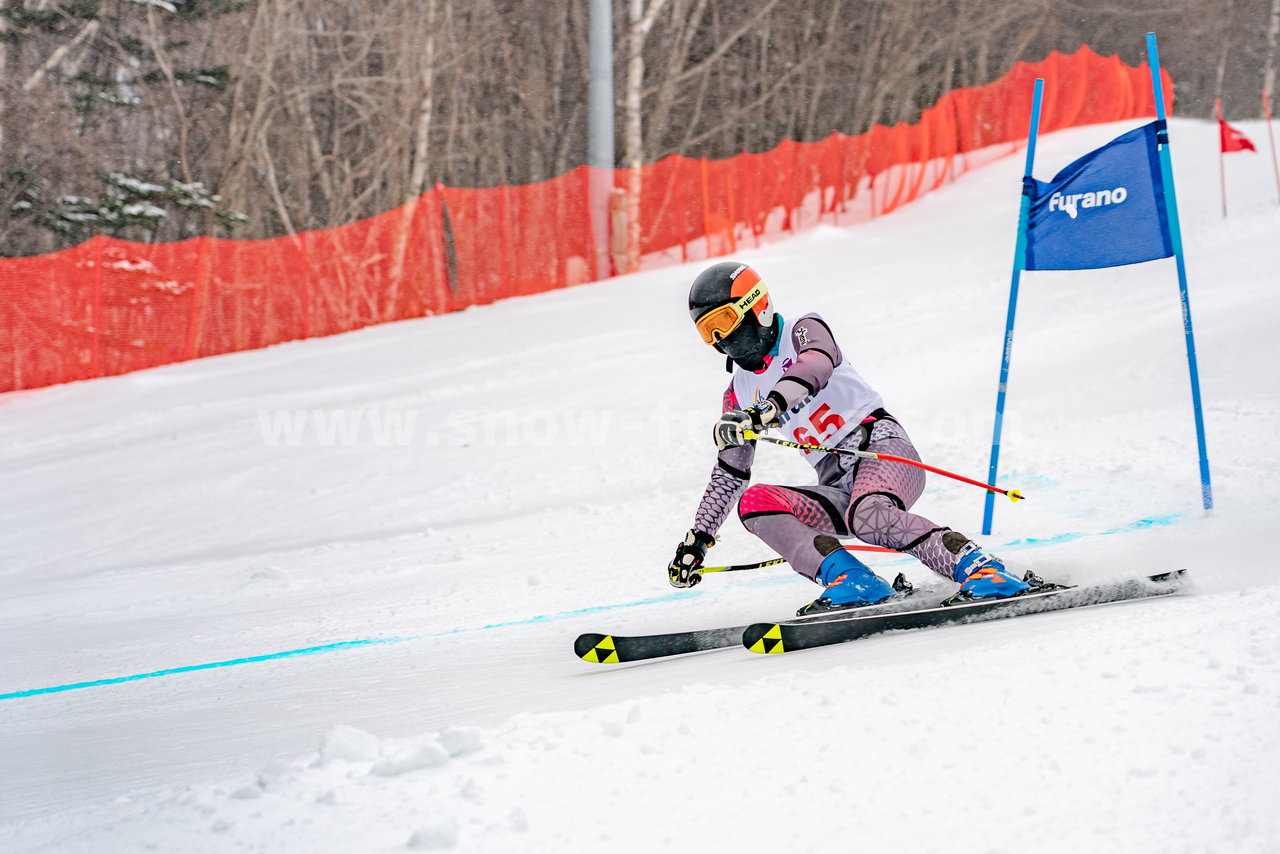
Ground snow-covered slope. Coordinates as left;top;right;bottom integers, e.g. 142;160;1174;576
3;118;1279;853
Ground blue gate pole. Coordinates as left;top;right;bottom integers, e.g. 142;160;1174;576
982;78;1044;537
1146;32;1214;512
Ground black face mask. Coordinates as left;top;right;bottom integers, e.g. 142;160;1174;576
715;314;780;372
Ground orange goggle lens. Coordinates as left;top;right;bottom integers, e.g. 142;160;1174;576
693;285;766;345
694;303;747;345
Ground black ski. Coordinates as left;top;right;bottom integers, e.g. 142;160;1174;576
575;625;748;663
740;570;1187;655
575;584;920;664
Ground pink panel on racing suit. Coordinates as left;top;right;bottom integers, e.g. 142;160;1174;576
737;483;842;533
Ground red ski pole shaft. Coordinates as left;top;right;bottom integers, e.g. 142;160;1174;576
744;431;1025;503
875;451;1023;500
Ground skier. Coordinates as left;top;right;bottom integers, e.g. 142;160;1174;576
668;261;1032;615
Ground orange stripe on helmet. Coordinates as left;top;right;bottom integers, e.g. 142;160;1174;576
729;266;769;323
729;265;762;300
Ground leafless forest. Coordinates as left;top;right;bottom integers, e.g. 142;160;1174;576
2;0;1277;256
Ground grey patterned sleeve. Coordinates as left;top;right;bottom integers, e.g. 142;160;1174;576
769;313;844;411
693;442;755;536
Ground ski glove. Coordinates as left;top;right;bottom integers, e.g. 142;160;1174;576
713;399;781;450
668;529;715;588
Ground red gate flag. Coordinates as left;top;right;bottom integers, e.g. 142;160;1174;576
1220;118;1257;153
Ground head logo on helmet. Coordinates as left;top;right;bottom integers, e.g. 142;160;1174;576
688;261;779;371
726;265;773;327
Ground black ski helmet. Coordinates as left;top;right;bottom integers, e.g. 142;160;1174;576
688;261;778;370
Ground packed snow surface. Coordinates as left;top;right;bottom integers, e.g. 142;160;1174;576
4;118;1279;853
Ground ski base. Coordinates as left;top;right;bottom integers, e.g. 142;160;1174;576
741;570;1187;655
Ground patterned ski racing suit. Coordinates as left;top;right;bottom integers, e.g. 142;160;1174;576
692;313;963;582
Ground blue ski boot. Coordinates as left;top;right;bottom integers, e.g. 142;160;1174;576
944;532;1030;602
797;537;896;616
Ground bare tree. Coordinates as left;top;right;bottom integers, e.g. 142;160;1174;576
0;0;1267;258
622;0;670;273
1266;0;1280;113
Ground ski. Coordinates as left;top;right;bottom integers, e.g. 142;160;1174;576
575;582;920;664
740;570;1187;655
575;624;748;664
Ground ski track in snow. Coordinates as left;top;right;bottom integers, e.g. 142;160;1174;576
3;118;1280;853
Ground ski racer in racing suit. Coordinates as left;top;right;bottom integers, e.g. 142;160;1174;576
668;261;1030;615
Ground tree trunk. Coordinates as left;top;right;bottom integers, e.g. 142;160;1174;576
409;0;439;202
624;0;670;273
0;0;8;163
1265;0;1280;114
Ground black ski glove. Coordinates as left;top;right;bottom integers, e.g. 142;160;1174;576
713;398;781;450
668;529;716;588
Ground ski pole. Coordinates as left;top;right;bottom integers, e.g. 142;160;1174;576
743;430;1025;503
701;558;786;574
703;545;899;574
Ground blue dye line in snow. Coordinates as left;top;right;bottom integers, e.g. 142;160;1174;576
0;594;701;702
2;513;1183;702
0;637;412;702
995;512;1185;551
423;590;707;638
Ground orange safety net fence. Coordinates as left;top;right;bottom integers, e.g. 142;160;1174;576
0;46;1169;393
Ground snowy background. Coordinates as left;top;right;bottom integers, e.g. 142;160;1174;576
4;118;1279;853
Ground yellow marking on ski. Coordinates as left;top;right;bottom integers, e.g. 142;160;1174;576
748;624;786;654
581;636;619;664
594;637;619;664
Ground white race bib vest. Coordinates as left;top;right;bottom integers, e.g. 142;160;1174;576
731;314;883;468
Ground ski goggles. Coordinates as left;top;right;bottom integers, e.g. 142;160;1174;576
693;283;768;345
